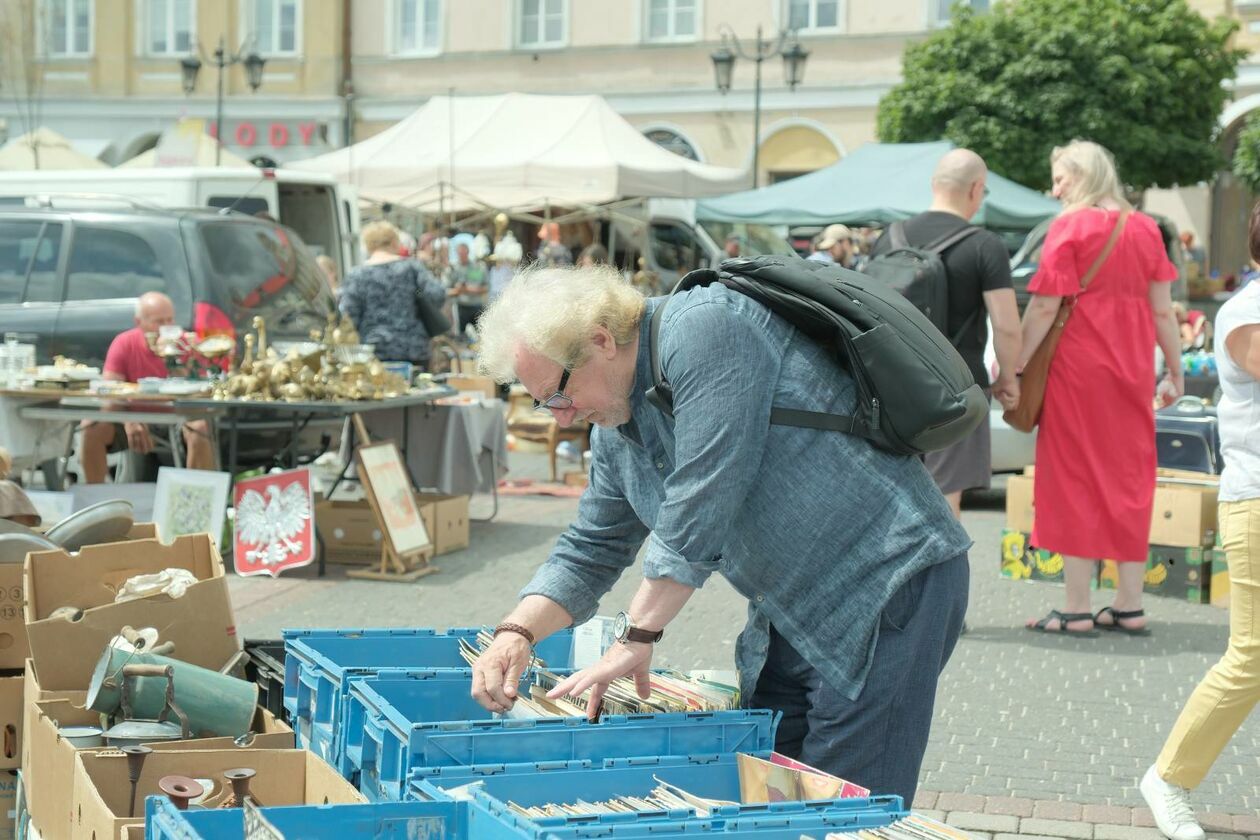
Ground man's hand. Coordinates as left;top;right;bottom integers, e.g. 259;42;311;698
471;631;535;713
124;422;153;454
993;374;1020;412
546;641;654;721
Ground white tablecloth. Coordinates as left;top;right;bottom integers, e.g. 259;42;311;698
0;395;72;471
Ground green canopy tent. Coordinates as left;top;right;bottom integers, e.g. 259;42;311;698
695;141;1060;232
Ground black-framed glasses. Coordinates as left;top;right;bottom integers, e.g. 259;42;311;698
533;367;573;412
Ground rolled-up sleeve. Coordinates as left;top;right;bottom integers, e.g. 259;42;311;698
519;438;649;625
642;300;780;589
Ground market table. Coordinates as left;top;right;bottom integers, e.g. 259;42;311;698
175;386;455;493
12;391;224;487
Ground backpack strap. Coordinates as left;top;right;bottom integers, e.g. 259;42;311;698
924;224;983;255
888;221;910;252
646;269;718;416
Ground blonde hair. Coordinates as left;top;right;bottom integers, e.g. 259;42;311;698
0;447;10;480
360;221;401;255
1051;140;1131;212
478;264;646;383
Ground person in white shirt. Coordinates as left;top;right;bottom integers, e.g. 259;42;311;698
1140;203;1260;840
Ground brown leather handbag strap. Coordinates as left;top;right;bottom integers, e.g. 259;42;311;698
1077;210;1130;293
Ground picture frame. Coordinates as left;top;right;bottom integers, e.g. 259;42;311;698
153;467;231;547
356;441;432;558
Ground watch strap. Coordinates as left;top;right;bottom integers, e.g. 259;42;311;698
623;625;664;644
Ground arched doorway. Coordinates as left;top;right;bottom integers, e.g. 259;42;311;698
756;122;842;185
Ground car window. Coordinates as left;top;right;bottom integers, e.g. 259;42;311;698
650;223;700;272
0;220;62;304
207;196;270;218
65;226;167;301
198;221;329;334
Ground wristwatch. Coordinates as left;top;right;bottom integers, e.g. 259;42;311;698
613;611;664;645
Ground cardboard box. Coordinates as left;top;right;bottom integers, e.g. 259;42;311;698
315;499;384;565
999;529;1063;582
1210;549;1230;608
415;493;469;555
0;523;157;673
24;659;292;840
73;749;364;840
0;771;15;840
23;534;239;691
0;675;19;771
1005;475;1035;533
1145;545;1212;603
1150;483;1218;548
445;375;496;399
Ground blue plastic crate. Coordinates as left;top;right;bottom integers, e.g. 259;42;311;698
410;754;904;840
281;627;573;768
346;670;774;802
145;794;501;840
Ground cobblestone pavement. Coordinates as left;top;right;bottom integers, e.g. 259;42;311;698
228;458;1259;835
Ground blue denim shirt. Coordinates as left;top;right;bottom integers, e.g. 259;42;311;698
521;284;971;701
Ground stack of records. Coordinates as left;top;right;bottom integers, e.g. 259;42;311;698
822;815;974;840
507;776;737;819
461;630;739;715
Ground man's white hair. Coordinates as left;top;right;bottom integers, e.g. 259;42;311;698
478;264;646;384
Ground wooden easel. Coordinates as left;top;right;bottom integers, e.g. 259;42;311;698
345;414;439;583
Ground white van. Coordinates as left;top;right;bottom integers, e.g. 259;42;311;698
0;167;359;274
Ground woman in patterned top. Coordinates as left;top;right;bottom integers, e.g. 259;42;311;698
340;221;447;369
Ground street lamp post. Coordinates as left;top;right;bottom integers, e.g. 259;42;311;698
711;25;809;188
179;36;266;166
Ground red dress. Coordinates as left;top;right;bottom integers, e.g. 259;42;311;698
1028;209;1177;562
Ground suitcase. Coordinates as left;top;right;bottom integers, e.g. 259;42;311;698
1156;397;1223;474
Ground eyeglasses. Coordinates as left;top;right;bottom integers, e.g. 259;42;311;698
533;367;573;412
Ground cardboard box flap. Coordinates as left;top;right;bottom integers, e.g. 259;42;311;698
24;534;218;621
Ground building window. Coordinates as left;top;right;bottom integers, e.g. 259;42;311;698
787;0;840;31
245;0;300;55
41;0;93;57
519;0;566;48
645;0;697;42
145;0;195;56
395;0;441;55
644;128;699;161
933;0;988;25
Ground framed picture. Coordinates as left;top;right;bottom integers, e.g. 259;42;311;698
233;468;315;577
153;467;231;548
356;442;431;557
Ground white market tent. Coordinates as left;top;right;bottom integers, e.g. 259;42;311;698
119;134;253;168
0;127;108;170
289;93;749;212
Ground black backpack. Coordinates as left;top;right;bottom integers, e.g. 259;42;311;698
862;221;982;344
645;256;987;456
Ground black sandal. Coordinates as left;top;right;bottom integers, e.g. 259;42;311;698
1028;610;1099;637
1095;606;1152;637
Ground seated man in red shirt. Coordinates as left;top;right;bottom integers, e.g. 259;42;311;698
78;292;215;483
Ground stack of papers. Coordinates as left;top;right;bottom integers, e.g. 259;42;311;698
821;814;975;839
507;776;738;819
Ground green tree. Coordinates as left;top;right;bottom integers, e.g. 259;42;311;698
876;0;1244;192
1232;111;1260;194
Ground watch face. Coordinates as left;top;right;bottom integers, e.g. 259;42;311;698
613;612;629;640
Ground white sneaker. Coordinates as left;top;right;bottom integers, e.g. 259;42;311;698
1140;765;1205;840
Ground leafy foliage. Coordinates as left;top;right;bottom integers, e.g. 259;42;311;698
1232;111;1260;195
876;0;1244;191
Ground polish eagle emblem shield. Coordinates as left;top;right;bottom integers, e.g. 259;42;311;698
232;468;314;577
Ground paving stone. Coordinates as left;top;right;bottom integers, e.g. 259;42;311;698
1092;826;1167;840
1199;812;1239;833
1081;805;1134;825
984;797;1035;818
914;791;939;809
917;810;948;822
1019;818;1093;840
1235;815;1260;835
1130;808;1157;828
946;812;1021;833
1032;802;1084;821
938;793;988;813
993;834;1068;840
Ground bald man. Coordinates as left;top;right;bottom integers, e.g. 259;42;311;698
78;292;214;483
871;149;1021;518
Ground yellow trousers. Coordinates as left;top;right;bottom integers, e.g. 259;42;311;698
1156;500;1260;789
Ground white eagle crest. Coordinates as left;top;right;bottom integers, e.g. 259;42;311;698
235;482;311;566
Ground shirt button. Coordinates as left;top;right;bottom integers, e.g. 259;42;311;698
755;594;765;603
655;461;665;470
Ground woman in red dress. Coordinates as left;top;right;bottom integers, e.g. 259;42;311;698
1020;140;1183;636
